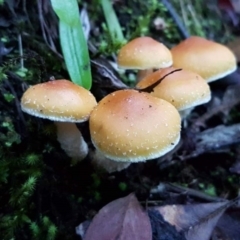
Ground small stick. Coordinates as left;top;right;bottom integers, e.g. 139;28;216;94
161;0;190;39
18;34;24;70
136;69;182;93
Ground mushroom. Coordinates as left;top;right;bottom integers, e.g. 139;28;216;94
171;36;237;82
21;79;97;161
89;89;181;167
117;36;173;82
136;67;211;118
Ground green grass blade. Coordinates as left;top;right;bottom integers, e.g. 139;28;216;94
100;0;125;43
51;0;92;89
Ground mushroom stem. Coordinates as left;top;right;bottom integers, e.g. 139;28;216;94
90;149;131;173
136;69;154;83
55;122;88;161
179;107;194;120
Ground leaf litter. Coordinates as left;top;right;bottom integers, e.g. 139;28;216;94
77;192;240;240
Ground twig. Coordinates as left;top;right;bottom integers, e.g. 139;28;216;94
3;78;27;136
136;69;182;93
187;0;205;37
18;33;24;70
167;183;224;202
37;0;62;58
91;58;129;90
161;0;190;39
192;98;240;129
179;0;188;30
22;0;33;29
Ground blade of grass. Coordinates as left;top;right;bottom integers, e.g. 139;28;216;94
50;0;92;89
100;0;125;43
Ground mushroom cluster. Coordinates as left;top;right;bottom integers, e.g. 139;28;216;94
132;36;237;118
20;36;237;173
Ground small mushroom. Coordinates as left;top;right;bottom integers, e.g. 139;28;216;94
89;89;181;169
117;36;173;82
21;79;97;161
171;36;237;82
136;67;211;118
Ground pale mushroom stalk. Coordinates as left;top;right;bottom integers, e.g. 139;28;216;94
179;107;194;120
90;149;131;173
137;69;154;83
55;122;88;161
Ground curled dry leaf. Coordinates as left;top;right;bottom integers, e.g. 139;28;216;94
84;193;152;240
229;140;240;174
183;123;240;160
222;84;240;117
152;201;228;240
214;207;240;239
148;209;186;240
193;84;240;128
229;160;240;174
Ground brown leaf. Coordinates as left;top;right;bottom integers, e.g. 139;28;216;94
229;145;240;174
84;193;152;240
214;207;240;239
153;201;228;240
148;209;186;240
183;123;240;160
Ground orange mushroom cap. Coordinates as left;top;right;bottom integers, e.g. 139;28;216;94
136;67;211;111
171;36;237;82
90;89;181;162
117;36;173;70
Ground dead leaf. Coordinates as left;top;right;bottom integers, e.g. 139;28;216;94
183;124;240;160
197;124;240;150
222;84;240;118
218;0;240;26
214;207;240;239
148;209;186;240
84;193;152;240
229;160;240;174
229;145;240;174
76;220;91;239
152;201;228;240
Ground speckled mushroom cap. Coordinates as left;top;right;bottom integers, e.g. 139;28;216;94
117;36;173;70
171;36;237;82
89;89;181;162
21;79;97;122
136;67;211;111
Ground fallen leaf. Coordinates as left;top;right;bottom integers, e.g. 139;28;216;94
183;124;240;160
148;209;186;240
153;201;228;240
229;160;240;174
214;207;240;239
229;145;240;174
84;193;152;240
